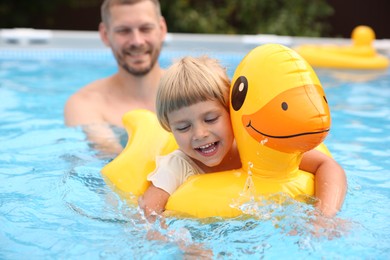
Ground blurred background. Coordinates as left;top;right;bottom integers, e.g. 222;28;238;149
0;0;388;38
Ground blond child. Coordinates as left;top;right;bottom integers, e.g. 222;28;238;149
139;56;346;220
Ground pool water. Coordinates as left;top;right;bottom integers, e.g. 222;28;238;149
0;48;389;259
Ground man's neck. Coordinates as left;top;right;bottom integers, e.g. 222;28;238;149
115;65;163;98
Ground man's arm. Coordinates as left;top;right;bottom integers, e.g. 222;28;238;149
64;91;103;126
64;92;124;156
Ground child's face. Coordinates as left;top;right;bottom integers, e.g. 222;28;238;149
168;100;234;172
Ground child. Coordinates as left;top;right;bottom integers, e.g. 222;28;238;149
139;56;346;220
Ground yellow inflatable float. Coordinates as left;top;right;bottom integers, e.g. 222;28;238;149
102;44;331;218
102;110;177;195
295;25;389;69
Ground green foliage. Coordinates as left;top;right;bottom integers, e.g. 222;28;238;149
0;0;333;37
161;0;334;36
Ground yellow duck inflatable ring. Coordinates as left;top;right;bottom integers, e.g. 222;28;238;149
102;44;331;218
295;25;389;69
101;111;178;196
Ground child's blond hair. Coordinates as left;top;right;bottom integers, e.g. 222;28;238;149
156;56;230;131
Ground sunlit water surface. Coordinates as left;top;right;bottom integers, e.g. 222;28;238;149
0;48;389;259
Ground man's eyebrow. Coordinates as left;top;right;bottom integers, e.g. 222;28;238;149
114;22;156;30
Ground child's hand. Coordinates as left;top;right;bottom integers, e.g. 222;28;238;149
309;211;351;239
144;217;213;259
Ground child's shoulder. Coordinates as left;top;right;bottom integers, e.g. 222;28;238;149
159;150;192;167
157;150;204;174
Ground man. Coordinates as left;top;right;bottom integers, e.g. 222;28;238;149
64;0;167;154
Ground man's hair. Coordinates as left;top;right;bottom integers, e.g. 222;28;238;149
156;56;231;131
101;0;162;26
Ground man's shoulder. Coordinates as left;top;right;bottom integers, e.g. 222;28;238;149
69;77;113;102
64;77;114;126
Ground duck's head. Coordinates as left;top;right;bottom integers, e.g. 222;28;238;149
230;44;331;162
352;25;375;47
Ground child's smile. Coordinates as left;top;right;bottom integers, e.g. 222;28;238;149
195;141;219;156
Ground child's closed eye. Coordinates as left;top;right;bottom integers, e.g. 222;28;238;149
175;124;190;132
205;116;219;124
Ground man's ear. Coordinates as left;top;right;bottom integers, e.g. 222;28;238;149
99;22;110;47
159;17;168;40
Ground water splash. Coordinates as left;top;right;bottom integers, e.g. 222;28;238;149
240;162;256;198
260;138;268;146
229;162;318;222
230;162;257;213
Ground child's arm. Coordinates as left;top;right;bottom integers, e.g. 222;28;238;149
300;149;347;217
138;184;170;222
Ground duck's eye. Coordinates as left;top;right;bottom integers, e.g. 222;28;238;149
281;102;288;111
231;76;248;111
323;96;328;104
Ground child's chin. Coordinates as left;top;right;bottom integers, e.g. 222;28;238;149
203;158;223;168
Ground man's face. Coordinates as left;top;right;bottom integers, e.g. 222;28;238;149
102;1;167;76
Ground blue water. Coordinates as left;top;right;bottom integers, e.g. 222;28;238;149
0;47;389;259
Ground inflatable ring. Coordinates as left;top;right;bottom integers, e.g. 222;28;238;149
102;44;332;218
295;26;389;69
101;110;178;196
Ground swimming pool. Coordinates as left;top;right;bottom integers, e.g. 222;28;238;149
0;46;389;259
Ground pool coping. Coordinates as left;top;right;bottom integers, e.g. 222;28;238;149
1;28;390;55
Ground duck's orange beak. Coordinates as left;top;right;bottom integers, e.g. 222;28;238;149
242;84;330;153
